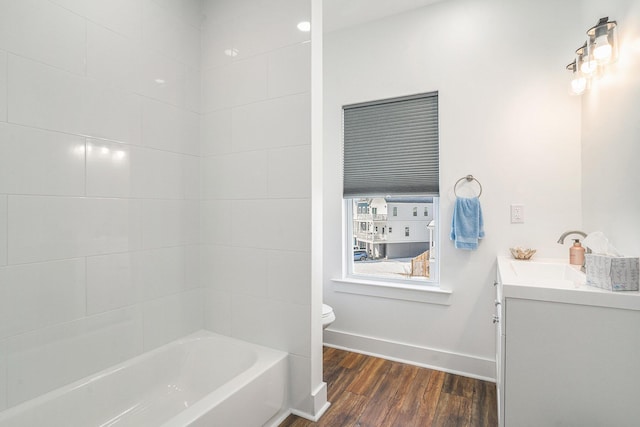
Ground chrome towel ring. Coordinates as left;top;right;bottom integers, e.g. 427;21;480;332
454;175;482;198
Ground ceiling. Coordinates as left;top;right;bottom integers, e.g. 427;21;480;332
323;0;445;33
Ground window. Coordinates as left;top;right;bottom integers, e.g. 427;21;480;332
343;92;439;284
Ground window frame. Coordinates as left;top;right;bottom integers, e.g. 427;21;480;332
343;197;440;287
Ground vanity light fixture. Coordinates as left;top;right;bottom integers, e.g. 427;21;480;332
566;16;618;95
566;60;587;95
577;42;597;76
588;17;618;64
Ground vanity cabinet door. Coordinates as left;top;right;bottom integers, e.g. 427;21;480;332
503;298;640;427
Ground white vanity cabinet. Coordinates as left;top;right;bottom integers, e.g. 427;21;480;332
496;256;640;427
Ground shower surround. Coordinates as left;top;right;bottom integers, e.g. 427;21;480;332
0;0;318;420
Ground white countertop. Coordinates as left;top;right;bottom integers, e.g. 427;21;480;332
497;256;640;311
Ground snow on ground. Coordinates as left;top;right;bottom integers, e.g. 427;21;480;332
353;257;414;279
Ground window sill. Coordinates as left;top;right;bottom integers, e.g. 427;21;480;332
332;277;452;305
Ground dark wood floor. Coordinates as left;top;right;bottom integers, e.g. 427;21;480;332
280;347;497;427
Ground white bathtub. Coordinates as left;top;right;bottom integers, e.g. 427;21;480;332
0;331;288;427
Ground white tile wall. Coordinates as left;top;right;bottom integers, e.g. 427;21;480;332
231;199;311;251
267;250;311;306
268;145;311;198
0;51;7;122
231;93;311;152
232;0;310;59
8;55;142;144
201;63;238;113
86;139;132;198
0;123;85;196
142;0;200;68
184;65;202;113
204;245;268;297
130;146;185;199
202;151;268;200
204;289;232;335
184;244;201;289
140;199;199;249
140;51;186;108
50;0;143;41
200;201;233;246
142;289;203;351
199;3;313;414
86;252;137;315
201;17;235;70
268;42;311;98
4;307;143;407
230;55;270;107
86;22;141;94
183;155;201;200
0;259;86;340
200;109;232;156
8;196;141;264
288;354;311;410
0;0;86;74
232;294;310;356
0;342;6;411
0;196;7;267
142;98;199;155
136;246;186;299
153;0;202;29
8;55;85;136
0;0;314;413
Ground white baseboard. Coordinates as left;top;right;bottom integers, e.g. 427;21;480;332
323;329;496;382
287;381;331;422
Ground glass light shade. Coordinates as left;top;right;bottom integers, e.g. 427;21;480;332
587;17;618;65
576;43;597;75
593;34;612;62
570;75;587;95
566;60;587;95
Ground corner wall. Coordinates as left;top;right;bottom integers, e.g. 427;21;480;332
581;0;640;256
199;0;322;415
323;0;583;379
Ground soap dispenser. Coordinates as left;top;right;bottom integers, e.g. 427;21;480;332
569;239;585;266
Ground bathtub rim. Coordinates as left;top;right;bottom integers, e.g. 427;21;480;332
0;330;288;425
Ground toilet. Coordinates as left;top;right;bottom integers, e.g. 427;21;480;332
322;304;336;329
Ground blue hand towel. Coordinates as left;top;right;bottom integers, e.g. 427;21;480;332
450;197;484;250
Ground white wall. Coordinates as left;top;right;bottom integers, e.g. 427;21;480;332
0;0;203;410
323;0;584;379
581;0;640;256
199;0;324;416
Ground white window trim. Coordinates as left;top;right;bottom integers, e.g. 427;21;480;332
337;199;447;304
332;277;451;305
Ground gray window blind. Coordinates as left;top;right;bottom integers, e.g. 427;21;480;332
343;92;439;197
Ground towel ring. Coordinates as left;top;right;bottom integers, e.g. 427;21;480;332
454;175;482;198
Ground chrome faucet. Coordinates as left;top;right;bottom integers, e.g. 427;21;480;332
557;230;587;244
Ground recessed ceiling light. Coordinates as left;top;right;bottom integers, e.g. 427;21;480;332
297;21;311;32
154;78;166;84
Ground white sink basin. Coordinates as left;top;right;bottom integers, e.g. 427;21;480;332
509;260;584;283
500;258;586;289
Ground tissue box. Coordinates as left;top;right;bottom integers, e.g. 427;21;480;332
585;254;640;291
